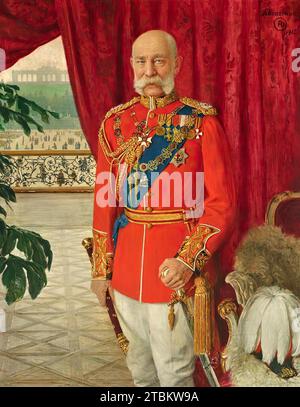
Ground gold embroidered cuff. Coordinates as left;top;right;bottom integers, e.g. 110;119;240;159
175;224;220;272
92;228;113;280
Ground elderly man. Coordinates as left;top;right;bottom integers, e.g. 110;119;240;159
91;30;236;387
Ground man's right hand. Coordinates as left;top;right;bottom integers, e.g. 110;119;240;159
90;279;115;307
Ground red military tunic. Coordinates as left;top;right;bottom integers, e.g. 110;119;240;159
92;92;236;304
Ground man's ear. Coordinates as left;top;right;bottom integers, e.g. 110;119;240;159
174;55;183;76
130;57;134;70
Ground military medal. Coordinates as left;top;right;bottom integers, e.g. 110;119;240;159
194;117;203;139
137;126;152;148
195;129;203;139
156;126;165;136
180;126;189;136
170;147;189;167
131;111;154;150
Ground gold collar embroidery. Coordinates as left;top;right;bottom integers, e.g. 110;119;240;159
140;90;178;109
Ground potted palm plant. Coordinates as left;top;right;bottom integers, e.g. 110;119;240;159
0;82;59;305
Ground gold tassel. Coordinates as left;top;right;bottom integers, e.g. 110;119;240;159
194;274;212;354
168;291;180;330
168;303;175;330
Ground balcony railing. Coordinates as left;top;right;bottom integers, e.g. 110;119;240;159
1;150;96;192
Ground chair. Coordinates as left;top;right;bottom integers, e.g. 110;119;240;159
265;191;300;237
218;191;300;384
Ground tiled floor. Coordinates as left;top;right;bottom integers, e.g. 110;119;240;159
0;193;133;387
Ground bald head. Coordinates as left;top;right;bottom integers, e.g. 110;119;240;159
132;30;177;59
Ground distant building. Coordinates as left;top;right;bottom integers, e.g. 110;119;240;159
12;66;69;84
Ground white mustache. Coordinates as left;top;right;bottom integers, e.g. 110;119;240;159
135;76;163;88
134;74;174;96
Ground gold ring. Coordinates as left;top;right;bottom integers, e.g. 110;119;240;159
161;267;170;278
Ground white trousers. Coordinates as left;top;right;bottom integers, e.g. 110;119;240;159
113;289;195;387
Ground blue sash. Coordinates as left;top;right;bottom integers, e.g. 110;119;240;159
112;132;187;248
124;134;187;209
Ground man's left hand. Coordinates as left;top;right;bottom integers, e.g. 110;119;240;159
159;258;193;290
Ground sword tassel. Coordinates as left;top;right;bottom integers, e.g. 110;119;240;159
194;275;213;355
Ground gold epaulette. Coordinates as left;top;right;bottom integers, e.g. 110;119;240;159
180;97;218;116
104;96;141;120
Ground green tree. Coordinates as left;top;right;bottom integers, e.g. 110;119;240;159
0;83;59;304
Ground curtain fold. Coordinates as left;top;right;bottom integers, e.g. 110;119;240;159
0;0;60;67
1;0;300;371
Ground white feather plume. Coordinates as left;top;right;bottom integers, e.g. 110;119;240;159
238;286;300;365
287;297;300;357
238;289;273;354
260;292;290;364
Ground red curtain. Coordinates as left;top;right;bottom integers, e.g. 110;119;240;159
1;0;300;365
0;1;59;66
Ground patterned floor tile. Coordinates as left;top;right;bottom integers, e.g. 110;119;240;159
0;366;88;387
0;354;35;378
0;193;132;387
43;352;109;379
1;334;34;351
84;358;134;386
